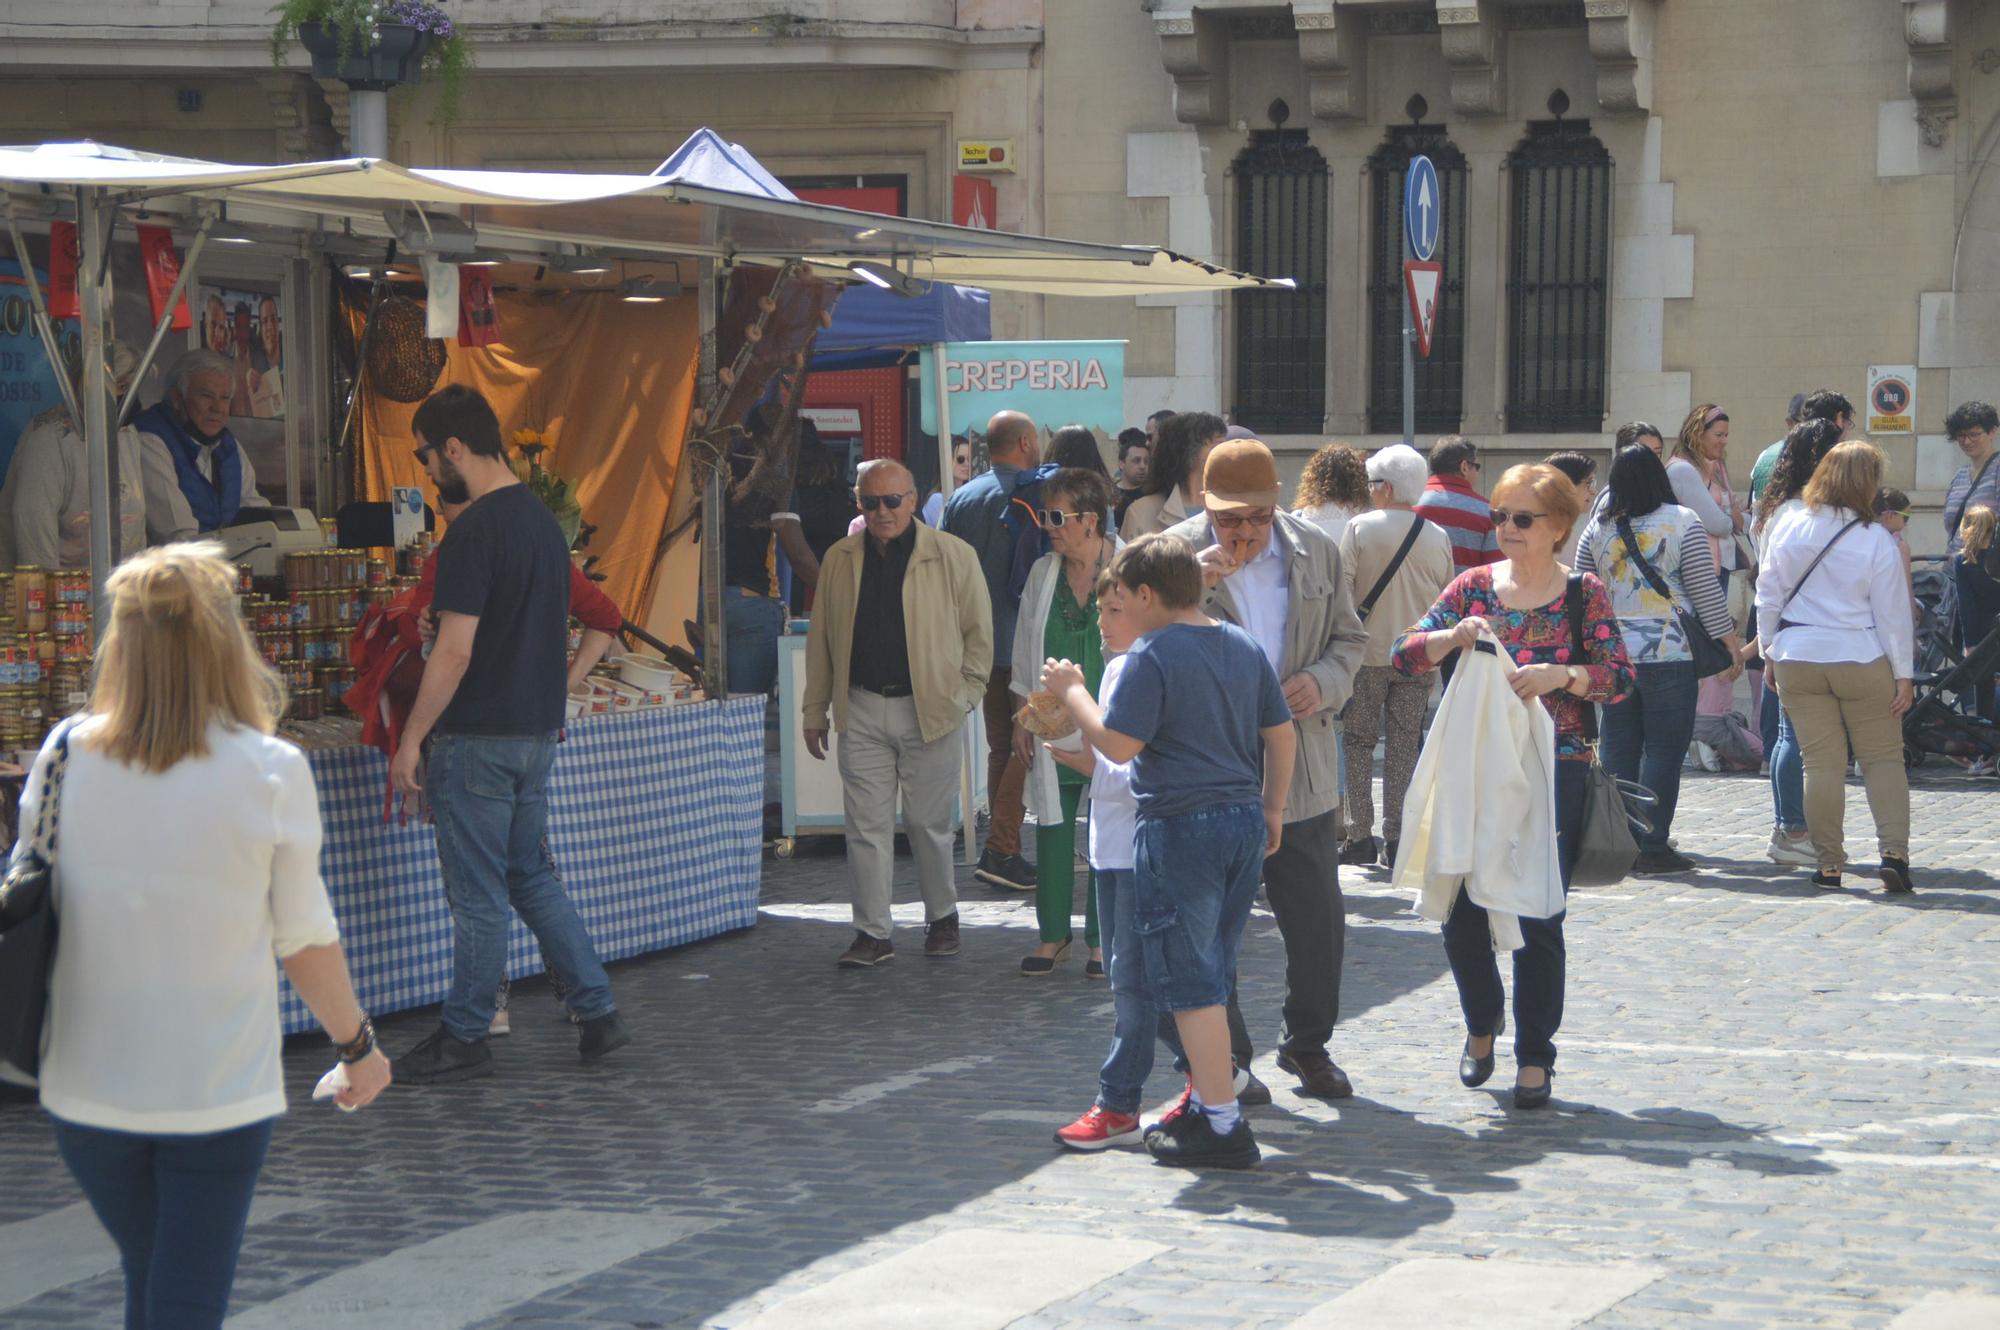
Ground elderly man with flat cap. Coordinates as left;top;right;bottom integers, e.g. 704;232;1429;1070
1168;437;1368;1101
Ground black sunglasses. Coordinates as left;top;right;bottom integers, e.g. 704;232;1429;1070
1489;508;1546;530
859;492;913;512
413;441;438;465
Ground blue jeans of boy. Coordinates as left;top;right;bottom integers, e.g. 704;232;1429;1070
427;733;616;1042
1092;868;1155;1115
52;1116;273;1330
1599;659;1697;850
1766;693;1806;835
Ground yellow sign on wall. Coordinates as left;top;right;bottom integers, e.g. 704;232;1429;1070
957;140;1017;173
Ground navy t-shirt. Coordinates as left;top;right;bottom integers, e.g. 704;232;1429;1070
1101;621;1290;818
431;484;572;736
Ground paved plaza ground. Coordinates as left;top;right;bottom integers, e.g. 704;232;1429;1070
2;765;1998;1329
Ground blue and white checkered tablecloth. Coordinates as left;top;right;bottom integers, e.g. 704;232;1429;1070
281;697;765;1034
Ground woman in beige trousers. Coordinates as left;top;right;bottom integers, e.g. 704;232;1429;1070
1753;442;1916;893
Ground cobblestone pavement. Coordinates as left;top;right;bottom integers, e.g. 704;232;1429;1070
2;766;1997;1329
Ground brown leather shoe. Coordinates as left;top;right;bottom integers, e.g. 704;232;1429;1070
836;932;895;968
1276;1049;1353;1100
924;912;962;957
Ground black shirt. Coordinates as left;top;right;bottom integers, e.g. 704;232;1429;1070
431;483;572;735
849;523;916;692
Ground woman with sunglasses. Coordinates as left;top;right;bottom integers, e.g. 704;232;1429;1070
1011;468;1121;976
1392;464;1633;1107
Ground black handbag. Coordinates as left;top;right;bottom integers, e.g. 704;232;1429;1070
1614;517;1734;679
0;721;75;1078
1563;576;1656;887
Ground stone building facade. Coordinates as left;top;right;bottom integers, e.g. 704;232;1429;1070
5;0;1996;548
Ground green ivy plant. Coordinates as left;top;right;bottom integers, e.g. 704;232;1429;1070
269;0;473;125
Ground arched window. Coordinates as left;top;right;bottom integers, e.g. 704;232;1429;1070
1231;129;1327;433
1368;126;1468;434
1506;117;1613;432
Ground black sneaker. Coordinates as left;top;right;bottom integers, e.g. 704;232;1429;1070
1145;1109;1260;1169
394;1026;494;1085
1381;839;1398;869
577;1011;631;1063
1631;846;1697;875
1878;856;1915;894
973;849;1037;892
1337;836;1379;867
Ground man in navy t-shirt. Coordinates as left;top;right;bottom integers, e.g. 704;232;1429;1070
389;385;629;1083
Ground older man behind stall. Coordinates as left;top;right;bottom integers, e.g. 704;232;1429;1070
1167;438;1368;1101
133;348;261;536
806;459;993;968
0;340;178;568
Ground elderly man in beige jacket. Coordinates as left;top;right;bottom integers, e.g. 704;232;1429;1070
805;458;994;969
1168;437;1368;1101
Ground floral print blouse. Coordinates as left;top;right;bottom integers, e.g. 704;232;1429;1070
1391;566;1635;762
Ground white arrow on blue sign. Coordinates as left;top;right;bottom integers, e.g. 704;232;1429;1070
1404;155;1440;262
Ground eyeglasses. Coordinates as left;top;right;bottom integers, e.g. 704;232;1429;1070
1489;508;1547;530
858;491;913;512
1211;510;1276;531
413;442;438;465
1367;477;1392;487
1880;509;1912;520
1037;508;1092;528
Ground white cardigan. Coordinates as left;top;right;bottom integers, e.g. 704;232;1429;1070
1011;542;1120;822
17;717;340;1133
1391;633;1563;951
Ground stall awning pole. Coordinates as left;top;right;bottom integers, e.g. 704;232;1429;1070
118;212;213;427
1;210;84;433
933;341;978;865
78;186;114;614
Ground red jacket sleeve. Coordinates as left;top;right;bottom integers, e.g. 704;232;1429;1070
567;565;626;633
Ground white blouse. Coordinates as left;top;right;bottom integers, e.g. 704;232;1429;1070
15;718;339;1133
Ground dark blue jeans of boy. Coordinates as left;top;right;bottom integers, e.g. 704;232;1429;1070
51;1115;273;1330
1598;658;1697;850
1092;868;1156;1115
427;732;617;1043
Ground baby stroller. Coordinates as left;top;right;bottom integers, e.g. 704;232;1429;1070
1903;617;2000;769
1911;556;1959;677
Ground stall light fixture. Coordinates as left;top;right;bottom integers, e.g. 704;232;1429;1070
550;249;613;274
619;278;683;303
211;226;258;245
847;260;925;298
456;250;508;267
854;227;881;240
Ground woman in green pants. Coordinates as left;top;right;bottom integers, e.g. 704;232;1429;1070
1010;466;1119;977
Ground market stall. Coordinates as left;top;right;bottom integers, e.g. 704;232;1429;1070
0;135;1288;1023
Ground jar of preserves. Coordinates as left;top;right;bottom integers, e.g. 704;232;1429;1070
330;626;355;668
367;557;388;587
15;566;48;634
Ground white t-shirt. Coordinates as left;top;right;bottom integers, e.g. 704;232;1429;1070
20;717;340;1133
1086;655;1138;871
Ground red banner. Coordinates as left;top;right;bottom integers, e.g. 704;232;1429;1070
457;266;499;346
46;221;79;320
953;176;997;230
137;224;193;331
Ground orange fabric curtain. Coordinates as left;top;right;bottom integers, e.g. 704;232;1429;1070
358;289;699;620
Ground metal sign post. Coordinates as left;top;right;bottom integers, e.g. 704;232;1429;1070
1401;156;1441;449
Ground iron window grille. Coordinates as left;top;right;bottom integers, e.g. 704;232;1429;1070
1231;130;1328;434
1505;119;1613;433
1368;125;1468;435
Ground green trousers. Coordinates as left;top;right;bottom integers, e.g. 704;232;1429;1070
1035;780;1099;948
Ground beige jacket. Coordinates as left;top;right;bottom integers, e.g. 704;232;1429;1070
803;522;993;744
1167;509;1368;825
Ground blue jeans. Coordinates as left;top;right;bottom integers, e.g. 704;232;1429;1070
1599;659;1697;850
1767;694;1806;835
427;733;615;1042
1954;555;2000;721
1130;802;1267;1012
51;1116;273;1330
1438;759;1587;1071
721;586;785;695
1091;868;1158;1115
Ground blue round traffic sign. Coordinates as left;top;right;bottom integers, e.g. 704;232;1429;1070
1404;156;1441;262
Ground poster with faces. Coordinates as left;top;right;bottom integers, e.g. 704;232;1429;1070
198;283;285;421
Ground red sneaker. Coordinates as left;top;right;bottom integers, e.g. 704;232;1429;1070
1143;1077;1197;1141
1054;1105;1141;1152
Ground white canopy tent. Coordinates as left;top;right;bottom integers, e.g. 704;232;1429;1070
0;140;1290;613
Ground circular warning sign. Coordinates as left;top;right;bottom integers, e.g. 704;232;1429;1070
1867;367;1916;434
1871;378;1910;417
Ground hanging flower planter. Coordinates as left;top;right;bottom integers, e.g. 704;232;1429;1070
272;1;472;122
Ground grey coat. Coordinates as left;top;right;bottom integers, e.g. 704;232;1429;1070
1166;509;1368;826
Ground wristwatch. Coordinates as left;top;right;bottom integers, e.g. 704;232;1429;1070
335;1015;377;1064
1565;665;1587;691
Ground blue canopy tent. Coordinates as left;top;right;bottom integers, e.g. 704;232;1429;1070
810;281;991;372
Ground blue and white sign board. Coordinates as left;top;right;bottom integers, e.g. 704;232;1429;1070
1404;155;1441;262
919;340;1126;436
392;486;425;548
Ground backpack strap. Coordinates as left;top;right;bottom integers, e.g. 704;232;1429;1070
1566;573;1598;744
1357;513;1428;622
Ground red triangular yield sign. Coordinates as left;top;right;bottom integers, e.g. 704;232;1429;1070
1404;260;1442;359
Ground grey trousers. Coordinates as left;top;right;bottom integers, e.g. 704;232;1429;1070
839;688;963;940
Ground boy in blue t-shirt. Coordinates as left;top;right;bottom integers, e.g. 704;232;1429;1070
1042;534;1295;1169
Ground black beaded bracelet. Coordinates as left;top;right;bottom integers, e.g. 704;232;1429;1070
335;1015;377;1063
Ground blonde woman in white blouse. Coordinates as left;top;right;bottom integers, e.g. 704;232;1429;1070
13;544;388;1330
1756;442;1916;893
